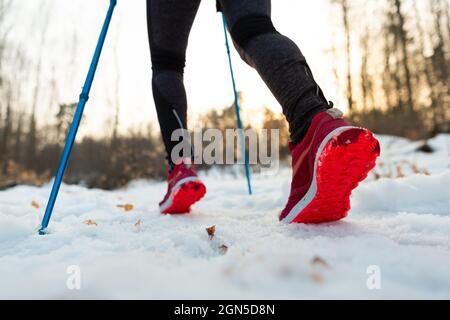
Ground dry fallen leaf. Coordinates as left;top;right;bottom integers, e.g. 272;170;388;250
396;165;405;178
372;170;381;181
218;244;228;255
134;219;141;228
84;219;98;226
311;272;324;284
411;163;431;176
31;200;40;209
223;266;234;276
206;225;216;240
117;203;134;212
311;256;330;268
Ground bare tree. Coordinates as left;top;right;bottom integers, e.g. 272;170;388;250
393;0;415;114
332;0;354;112
430;0;449;84
111;31;121;146
413;2;442;132
0;83;11;174
360;27;375;111
0;0;12;171
429;0;450;133
25;3;51;170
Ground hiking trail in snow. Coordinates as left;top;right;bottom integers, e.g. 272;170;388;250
1;135;449;299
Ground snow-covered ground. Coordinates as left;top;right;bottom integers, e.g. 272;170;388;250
0;135;449;299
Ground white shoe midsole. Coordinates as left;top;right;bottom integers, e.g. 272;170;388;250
283;126;356;223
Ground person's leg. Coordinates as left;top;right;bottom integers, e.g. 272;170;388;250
218;0;332;144
148;0;206;215
219;0;380;224
147;0;201;168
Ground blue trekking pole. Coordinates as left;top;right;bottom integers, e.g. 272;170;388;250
39;0;117;235
221;13;252;195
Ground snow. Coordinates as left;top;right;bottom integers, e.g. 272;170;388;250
0;134;450;299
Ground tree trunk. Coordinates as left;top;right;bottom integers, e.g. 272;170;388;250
341;0;354;112
394;0;415;114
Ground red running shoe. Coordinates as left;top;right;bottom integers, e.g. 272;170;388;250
280;109;380;224
159;159;206;214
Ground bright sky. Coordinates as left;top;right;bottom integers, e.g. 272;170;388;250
11;0;345;138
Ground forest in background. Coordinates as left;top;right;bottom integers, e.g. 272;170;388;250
0;0;449;189
330;0;449;139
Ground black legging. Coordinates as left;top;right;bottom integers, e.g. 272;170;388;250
147;0;331;167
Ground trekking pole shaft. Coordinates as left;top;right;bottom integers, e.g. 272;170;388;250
221;13;252;195
39;0;117;235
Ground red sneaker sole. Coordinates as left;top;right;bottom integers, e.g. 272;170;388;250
292;128;380;224
160;181;206;215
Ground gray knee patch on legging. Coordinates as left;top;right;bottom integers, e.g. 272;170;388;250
230;15;278;49
151;47;185;73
